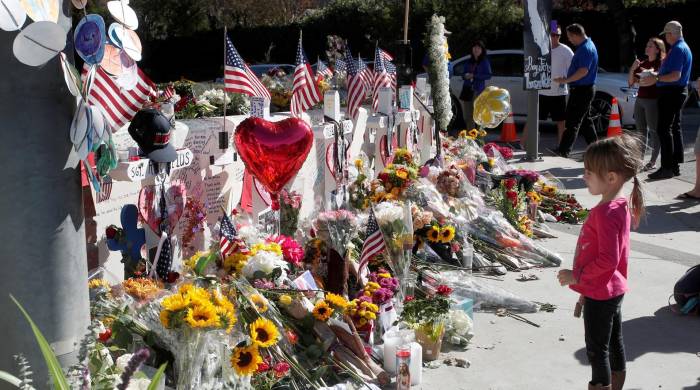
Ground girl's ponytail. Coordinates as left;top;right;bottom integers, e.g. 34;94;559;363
630;175;645;229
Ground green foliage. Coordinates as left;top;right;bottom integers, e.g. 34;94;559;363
10;295;71;390
146;363;167;390
400;295;450;326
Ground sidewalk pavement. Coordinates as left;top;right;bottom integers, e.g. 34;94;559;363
422;112;700;389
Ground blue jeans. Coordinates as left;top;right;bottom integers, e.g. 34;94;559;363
584;294;626;386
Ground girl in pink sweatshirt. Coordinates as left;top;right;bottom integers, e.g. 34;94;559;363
558;134;645;390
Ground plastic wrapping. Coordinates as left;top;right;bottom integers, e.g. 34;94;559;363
420;269;540;313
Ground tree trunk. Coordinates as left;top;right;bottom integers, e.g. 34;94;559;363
606;0;636;71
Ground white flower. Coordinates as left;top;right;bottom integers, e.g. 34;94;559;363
425;15;453;131
201;89;231;105
195;98;216;112
374;202;404;226
242;250;288;281
170;93;181;104
447;309;473;337
115;353;133;372
237;225;261;246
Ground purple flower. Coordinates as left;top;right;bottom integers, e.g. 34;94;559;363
372;288;394;304
253;279;275;289
116;348;149;390
379;277;398;290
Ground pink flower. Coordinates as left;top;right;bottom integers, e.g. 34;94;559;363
267;235;304;266
273;362;290;378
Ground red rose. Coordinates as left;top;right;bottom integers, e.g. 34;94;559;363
273;362;290;378
378;172;390;183
506;191;518;207
436;285;453;296
98;329;112;343
166;271;180;284
404;295;415;303
286;329;298;345
504;178;517;190
105;226;118;240
257;362;270;373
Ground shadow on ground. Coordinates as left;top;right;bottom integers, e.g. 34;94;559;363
636;202;700;234
539;167;587;190
574;306;700;384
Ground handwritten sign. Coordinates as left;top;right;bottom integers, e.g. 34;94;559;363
523;0;552;90
399;86;413;110
250;97;270;118
121;149;193;182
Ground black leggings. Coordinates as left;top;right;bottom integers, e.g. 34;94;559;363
584;294;626;386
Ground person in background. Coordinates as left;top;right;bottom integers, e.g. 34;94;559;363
628;37;665;171
644;21;693;180
677;77;700;200
459;40;492;130
522;21;574;149
553;23;599;158
558;134;645;390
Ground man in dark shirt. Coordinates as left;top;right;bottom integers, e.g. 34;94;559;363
552;23;599;158
644;21;694;180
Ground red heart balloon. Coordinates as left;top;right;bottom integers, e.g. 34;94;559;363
234;117;314;195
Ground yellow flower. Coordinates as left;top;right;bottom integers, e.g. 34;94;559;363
426;225;441;243
386;163;394;170
231;345;262;376
88;278;110;290
395;169;408;180
354;159;364;170
250;242;282;256
542;185;557;196
249;318;279;348
325;293;348;309
250;294;268;313
178;283;194;296
365;282;380;292
479;129;488;137
527;191;542;203
377;273;391;279
312;300;334;322
488;158;495;167
161;293;190;312
279;294;292;305
216;306;237;333
213;290;235;312
468;129;479;138
224;252;250;274
439;226;456;243
187;287;212;307
458;130;468;138
159;310;171;328
185;251;207;270
391;187;401;197
185;302;220;328
466;135;476;140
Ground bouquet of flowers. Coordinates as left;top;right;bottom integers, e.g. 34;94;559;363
536;183;589;224
373;201;413;307
371;149;419;203
483;142;514;160
504;169;541;192
241;242;289;284
400;285;452;361
435;165;471;198
491;177;533;237
313;210;358;294
458;128;488;144
348;158;371;211
279;189;302;237
261;68;293;110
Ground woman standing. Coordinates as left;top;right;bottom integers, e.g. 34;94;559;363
459;40;492;130
628;37;666;170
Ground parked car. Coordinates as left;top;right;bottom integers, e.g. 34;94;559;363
423;49;637;133
249;64;295;77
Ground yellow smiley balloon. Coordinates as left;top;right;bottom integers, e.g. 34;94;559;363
473;86;512;128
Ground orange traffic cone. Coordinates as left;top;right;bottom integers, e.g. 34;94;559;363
606;98;622;137
499;112;519;143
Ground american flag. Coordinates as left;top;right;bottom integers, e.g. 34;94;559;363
379;48;394;62
334;58;346;73
219;213;238;258
316;58;333;79
356;56;373;92
372;46;394;112
358;210;385;280
384;54;397;94
83;65;157;130
160;84;175;100
345;47;366;119
224;35;270;98
96;176;112;203
290;34;322;117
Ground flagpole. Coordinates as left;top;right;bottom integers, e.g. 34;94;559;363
222;27;228;138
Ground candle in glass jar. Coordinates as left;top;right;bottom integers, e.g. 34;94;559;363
383;335;403;373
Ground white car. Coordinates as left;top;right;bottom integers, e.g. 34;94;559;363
448;49;637;132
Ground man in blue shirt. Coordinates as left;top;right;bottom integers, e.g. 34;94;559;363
552;23;599;158
644;21;693;180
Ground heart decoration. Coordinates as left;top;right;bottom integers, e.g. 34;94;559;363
379;134;398;166
325;141;350;181
254;177;272;206
138;182;186;234
234;117;313;195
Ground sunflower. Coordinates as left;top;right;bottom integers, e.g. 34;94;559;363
426;225;441;243
479;129;488;137
468;129;479;138
213;291;235;312
250;294;268;313
159;310;171;328
217;307;237;333
185;302;220;328
458;129;468;138
187;287;212;306
324;293;348;309
439;226;456;243
88;278;110;290
161;293;190;312
312;300;334;322
231;345;263;376
249;318;279;348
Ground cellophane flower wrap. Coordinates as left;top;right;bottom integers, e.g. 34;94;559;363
373;201;413;310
